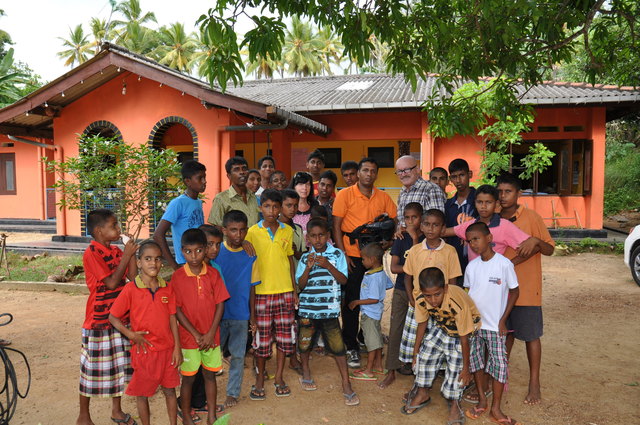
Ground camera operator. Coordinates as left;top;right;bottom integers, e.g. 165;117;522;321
333;157;397;368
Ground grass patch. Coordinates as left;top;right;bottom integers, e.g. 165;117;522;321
556;238;624;255
2;252;84;282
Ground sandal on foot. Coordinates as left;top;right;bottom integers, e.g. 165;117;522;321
177;410;201;424
274;383;291;397
465;406;487;420
111;414;138;425
249;385;266;401
343;392;360;406
490;416;521;425
402;384;418;403
299;376;317;391
349;369;377;381
463;390;492;404
194;405;224;414
445;400;465;425
400;397;431;415
372;368;388;375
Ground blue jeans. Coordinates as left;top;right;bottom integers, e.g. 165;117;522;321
219;319;248;398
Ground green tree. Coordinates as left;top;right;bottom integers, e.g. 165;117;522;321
88;17;116;50
0;9;13;59
113;0;157;31
0;48;24;106
283;16;323;77
316;26;343;75
243;51;284;80
119;22;158;55
155;23;198;72
57;24;93;67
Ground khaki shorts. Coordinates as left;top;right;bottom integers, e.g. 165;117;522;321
360;314;383;351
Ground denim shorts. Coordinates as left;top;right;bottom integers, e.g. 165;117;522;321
297;317;346;356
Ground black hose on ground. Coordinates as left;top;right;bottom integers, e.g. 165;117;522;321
0;313;31;425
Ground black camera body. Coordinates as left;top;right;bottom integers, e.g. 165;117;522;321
346;214;395;249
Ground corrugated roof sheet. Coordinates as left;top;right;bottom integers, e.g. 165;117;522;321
228;74;640;112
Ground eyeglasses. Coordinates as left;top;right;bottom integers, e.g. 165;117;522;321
395;165;417;176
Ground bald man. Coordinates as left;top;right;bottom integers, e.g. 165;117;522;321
395;155;445;229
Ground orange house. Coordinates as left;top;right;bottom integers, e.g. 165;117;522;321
0;43;638;238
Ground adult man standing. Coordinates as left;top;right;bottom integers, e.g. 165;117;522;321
395;155;445;229
333;158;397;368
208;156;261;228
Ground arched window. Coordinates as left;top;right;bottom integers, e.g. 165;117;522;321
148;116;198;162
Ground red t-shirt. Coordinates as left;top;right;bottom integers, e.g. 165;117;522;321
110;276;177;352
82;241;129;330
172;264;230;350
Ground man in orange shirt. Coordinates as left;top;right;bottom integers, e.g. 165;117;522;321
333;157;397;368
497;173;554;406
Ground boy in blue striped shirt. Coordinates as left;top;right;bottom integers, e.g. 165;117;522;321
295;218;359;406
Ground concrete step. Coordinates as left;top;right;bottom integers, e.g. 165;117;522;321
0;218;56;226
0;224;57;234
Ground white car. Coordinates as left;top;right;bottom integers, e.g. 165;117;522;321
624;225;640;286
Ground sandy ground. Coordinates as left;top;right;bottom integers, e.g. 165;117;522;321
2;232;51;243
1;253;639;425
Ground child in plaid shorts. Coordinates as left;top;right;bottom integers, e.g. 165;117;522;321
402;267;480;425
463;222;521;424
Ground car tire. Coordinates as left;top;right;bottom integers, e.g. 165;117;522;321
631;245;640;287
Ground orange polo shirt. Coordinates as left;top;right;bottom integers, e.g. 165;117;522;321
110;276;176;352
333;184;397;257
172;264;230;349
502;205;555;306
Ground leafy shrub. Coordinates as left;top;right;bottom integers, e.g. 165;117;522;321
604;147;640;215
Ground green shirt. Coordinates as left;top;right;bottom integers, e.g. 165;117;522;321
208;185;260;227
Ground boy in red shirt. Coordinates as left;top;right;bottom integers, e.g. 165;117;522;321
109;240;182;425
173;229;230;425
77;209;138;425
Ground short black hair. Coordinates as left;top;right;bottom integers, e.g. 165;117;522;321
307;217;330;233
423;208;445;224
496;172;522;191
448;158;470;174
137;239;161;258
307;149;325;163
247;168;260;177
358;157;378;171
466;221;491;236
258;155;276;168
222;209;248;227
281;188;300;202
320;170;338;186
225;156;248;174
260;188;283;205
430;167;448;178
199;224;223;239
404;202;424;216
87;208;115;237
341;161;358;173
310;205;329;219
476;184;499;201
181;160;206;180
361;242;385;262
181;228;207;247
270;170;286;183
419;267;446;290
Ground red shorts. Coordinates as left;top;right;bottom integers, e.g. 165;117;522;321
126;348;180;397
254;292;295;357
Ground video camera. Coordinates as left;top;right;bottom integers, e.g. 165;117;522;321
346;213;395;249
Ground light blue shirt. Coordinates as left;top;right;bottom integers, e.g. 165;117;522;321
160;194;204;264
360;268;391;320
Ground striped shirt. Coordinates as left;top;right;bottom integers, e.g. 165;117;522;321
397;178;446;226
295;244;348;319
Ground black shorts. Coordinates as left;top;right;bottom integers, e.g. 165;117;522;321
506;306;543;342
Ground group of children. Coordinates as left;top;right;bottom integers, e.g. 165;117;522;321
76;156;553;425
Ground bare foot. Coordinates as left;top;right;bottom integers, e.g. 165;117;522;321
225;396;238;408
524;385;542;405
76;416;95;425
377;370;395;389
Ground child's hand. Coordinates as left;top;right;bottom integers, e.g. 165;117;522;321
314;255;330;269
241;240;256;257
458;367;472;386
200;332;215;351
293;292;299;310
306;253;316;269
249;317;257;334
517;237;538;259
348;300;359;310
130;331;153;354
171;347;183;368
193;332;204;346
498;319;508;337
122;238;139;259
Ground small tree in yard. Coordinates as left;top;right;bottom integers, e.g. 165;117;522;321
45;135;182;239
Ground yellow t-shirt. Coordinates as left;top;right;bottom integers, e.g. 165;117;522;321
414;284;482;337
246;220;294;295
403;239;462;323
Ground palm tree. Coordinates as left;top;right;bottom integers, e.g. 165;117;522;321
317;26;344;75
154;23;198;72
0;48;24;106
119;22;158;55
244;52;284;79
88;17;116;50
346;34;390;74
57;25;93;67
282;16;323;77
113;0;156;30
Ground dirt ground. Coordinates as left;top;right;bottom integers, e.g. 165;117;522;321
1;253;639;425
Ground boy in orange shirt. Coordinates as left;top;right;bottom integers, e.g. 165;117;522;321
173;229;230;425
109;240;182;425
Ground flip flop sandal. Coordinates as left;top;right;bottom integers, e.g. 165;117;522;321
249;385;266;401
111;413;138;425
463;390;493;404
349;370;377;381
0;339;11;347
400;397;431;415
372;368;388;375
299;376;317;391
177;410;201;424
402;384;418;403
465;406;487;420
274;383;291;397
193;405;225;414
445;400;466;425
490;416;522;425
343;392;360;406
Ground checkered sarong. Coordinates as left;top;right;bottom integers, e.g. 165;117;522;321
254;292;295;357
79;327;132;397
399;306;418;363
414;318;464;400
470;329;509;383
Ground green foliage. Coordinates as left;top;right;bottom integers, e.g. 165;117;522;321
519;142;556;180
155;23;198;72
57;24;93;67
556;239;624;255
44;135;182;239
4;252;84;282
604;147;640;215
0;48;24;106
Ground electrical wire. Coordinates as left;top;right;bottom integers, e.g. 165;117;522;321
0;313;31;425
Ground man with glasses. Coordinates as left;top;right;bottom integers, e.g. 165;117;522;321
395;155;445;232
208;156;261;228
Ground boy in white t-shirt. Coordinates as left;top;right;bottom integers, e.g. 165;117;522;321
463;222;520;425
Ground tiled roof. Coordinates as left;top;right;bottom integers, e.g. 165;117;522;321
228;73;640;113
